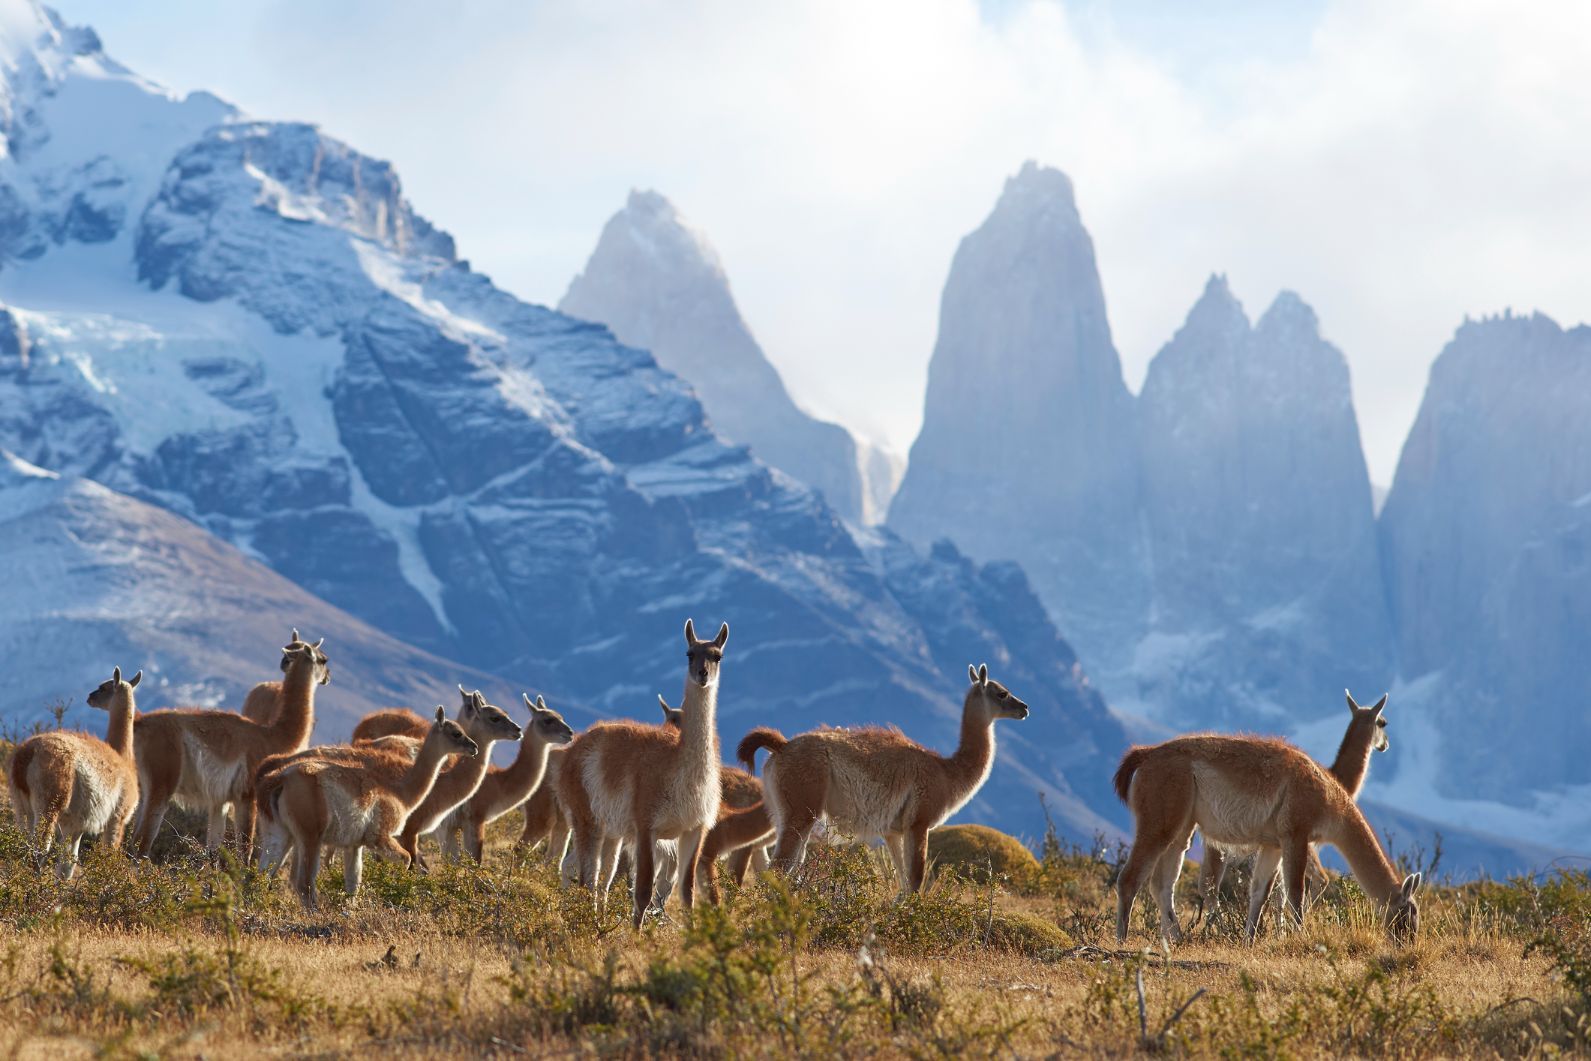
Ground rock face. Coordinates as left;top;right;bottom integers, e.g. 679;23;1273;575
561;191;865;522
888;162;1147;676
0;4;1131;843
1135;276;1393;727
1380;312;1591;799
0;450;532;737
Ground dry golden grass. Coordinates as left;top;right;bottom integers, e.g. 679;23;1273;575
0;752;1586;1058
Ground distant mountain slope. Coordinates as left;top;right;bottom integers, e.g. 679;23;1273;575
0;451;548;739
888;162;1148;679
561;190;866;522
0;2;1130;842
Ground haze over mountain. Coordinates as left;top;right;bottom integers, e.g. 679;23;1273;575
0;1;1125;842
561;191;869;523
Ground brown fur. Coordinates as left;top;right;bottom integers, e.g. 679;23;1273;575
1113;730;1421;945
393;689;522;868
1198;692;1391;925
260;708;477;910
699;767;773;903
558;619;728;927
438;695;574;863
7;668;142;876
754;664;1029;894
131;632;328;860
351;708;430;744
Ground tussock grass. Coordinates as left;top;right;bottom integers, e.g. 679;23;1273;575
0;734;1587;1056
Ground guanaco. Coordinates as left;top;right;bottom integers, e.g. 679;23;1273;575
437;694;575;863
558;619;727;926
258;707;478;910
1199;691;1390;933
8;667;142;876
1113;729;1422;944
132;632;328;859
740;664;1029;893
393;687;522;868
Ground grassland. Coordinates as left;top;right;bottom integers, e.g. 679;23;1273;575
0;744;1587;1058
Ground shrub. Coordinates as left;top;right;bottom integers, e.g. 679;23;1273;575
929;824;1041;889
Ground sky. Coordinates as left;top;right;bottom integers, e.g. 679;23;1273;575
62;0;1591;483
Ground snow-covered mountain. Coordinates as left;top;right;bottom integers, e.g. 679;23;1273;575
887;162;1148;678
0;2;1127;842
0;450;534;737
1380;313;1591;819
560;190;867;523
1135;276;1393;729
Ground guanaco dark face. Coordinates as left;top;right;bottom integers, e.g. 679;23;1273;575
657;693;684;730
522;693;576;745
683;619;729;688
966;663;1030;721
431;706;480;758
1387;871;1422;941
281;629;331;685
458;686;522;743
1345;690;1391;753
87;666;141;710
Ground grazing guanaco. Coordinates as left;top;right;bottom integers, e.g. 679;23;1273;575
1199;691;1391;932
8;667;142;876
240;628;330;724
437;695;575;863
559;619;727;927
257;707;477;910
131;632;328;859
393;687;522;868
741;664;1029;894
1113;729;1422;945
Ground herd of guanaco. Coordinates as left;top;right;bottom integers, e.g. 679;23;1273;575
4;618;1422;941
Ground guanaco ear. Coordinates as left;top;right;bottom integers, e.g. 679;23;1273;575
311;637;324;649
129;670;142;688
291;627;300;643
977;663;989;684
522;692;536;711
434;705;446;722
684;618;697;645
968;664;978;683
1345;689;1360;713
713;622;729;648
535;695;546;710
113;666;122;683
657;693;671;712
1369;693;1388;718
1401;872;1422;899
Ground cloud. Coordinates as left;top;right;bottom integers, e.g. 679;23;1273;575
64;0;1591;479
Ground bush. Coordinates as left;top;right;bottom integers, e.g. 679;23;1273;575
928;824;1040;888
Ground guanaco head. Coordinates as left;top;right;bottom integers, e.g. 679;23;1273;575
1386;871;1422;941
521;693;575;746
683;619;729;688
281;629;331;685
427;705;479;759
87;666;142;710
456;685;523;743
656;693;684;730
1344;689;1390;752
966;663;1029;722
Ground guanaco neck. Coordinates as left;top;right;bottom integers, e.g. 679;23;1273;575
1329;717;1376;798
1327;800;1402;904
429;731;498;804
107;689;137;760
268;655;317;748
943;694;996;805
396;739;454;810
679;677;722;781
486;733;554;806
